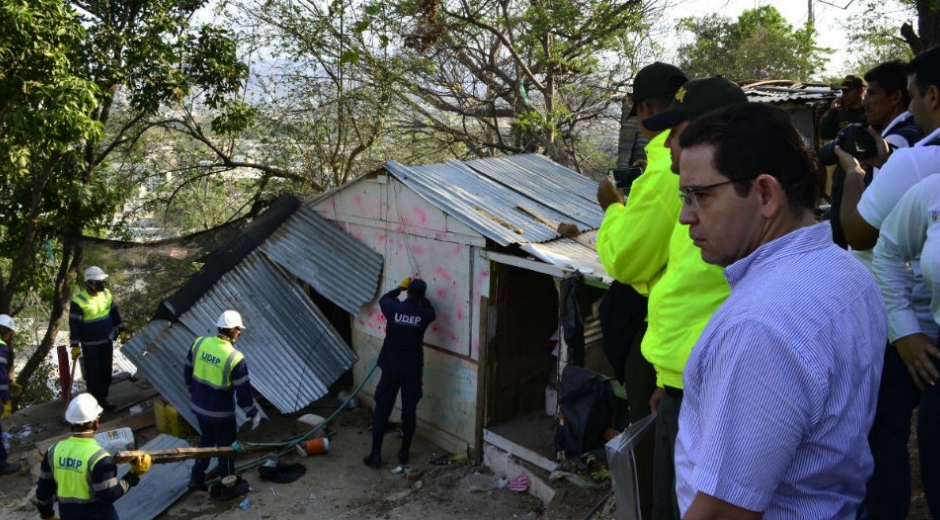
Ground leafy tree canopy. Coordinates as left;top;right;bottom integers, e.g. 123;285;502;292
675;5;830;81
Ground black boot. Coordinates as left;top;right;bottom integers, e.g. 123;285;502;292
398;437;412;464
362;452;381;469
363;437;382;469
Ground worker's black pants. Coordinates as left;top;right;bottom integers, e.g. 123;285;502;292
371;367;423;454
191;416;237;486
82;342;113;406
863;341;940;520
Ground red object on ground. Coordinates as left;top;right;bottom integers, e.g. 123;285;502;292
56;345;70;404
508;472;530;493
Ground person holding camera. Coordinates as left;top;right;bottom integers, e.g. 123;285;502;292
838;46;940;520
821;74;867;140
827;60;923;263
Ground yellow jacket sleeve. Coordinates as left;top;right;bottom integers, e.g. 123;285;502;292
597;131;681;295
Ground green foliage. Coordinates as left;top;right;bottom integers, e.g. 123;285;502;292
676;5;830;81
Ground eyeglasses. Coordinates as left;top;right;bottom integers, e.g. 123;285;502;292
679;180;741;207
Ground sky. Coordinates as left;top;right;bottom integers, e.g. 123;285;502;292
659;0;916;77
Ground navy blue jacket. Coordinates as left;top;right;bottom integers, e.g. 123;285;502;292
377;288;436;374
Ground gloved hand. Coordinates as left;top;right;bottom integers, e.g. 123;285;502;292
9;381;22;397
71;346;81;361
118;330;129;343
251;413;262;431
1;401;11;420
129;454;152;476
399;277;411;290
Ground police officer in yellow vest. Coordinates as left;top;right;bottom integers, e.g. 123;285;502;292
69;266;127;412
36;393;151;520
185;310;259;499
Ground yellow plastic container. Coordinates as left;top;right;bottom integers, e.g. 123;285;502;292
153;399;168;434
154;399;195;438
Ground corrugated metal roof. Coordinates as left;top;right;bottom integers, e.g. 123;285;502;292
464;155;603;226
521;230;612;284
745;85;835;104
115;434;216;520
261;204;383;315
125;250;358;426
177;250;357;414
385;154;602;247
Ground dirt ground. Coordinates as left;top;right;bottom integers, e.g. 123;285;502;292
0;377;610;520
0;376;931;520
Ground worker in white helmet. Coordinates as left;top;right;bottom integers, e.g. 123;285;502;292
69;266;127;412
36;393;151;519
0;314;20;475
184;310;260;500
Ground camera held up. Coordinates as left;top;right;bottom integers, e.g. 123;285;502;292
818;123;877;166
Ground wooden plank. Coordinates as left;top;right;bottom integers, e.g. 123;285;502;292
483;428;558;473
474;296;489;463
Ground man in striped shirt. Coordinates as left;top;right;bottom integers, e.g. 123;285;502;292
673;103;887;519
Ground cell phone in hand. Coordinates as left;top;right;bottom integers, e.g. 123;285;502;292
609;167;644;190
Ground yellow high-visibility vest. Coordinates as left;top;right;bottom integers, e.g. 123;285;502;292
191;337;243;390
71;289;113;323
50;437;109;504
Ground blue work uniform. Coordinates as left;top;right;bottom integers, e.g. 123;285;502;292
0;338;11;466
371;287;436;455
36;436;140;520
69;289;124;407
184;335;257;487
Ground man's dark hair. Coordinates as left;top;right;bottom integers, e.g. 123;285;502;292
865;59;911;107
908;45;940;94
678;103;819;212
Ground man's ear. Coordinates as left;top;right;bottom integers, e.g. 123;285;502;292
755;174;784;218
927;84;940;111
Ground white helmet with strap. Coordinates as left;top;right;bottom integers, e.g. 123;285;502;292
0;314;14;332
84;266;108;282
217;310;245;329
65;393;104;424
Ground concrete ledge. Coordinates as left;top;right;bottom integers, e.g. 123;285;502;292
484;443;556;505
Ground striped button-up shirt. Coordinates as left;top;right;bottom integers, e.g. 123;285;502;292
675;223;887;519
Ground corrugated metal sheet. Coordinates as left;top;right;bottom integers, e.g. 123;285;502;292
522;230;612;284
385;154;602;247
115;434;215;520
177;250;357;414
124;250;358;428
464;155;604;227
261;204;384;315
745;86;835;104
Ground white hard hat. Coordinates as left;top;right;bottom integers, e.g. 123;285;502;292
84;266;108;282
65;393;104;424
217;310;245;329
0;314;14;332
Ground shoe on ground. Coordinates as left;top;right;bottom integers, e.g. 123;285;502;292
219;480;250;500
209;483;222;497
362;453;381;469
187;481;208;492
0;462;21;475
397;449;409;465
